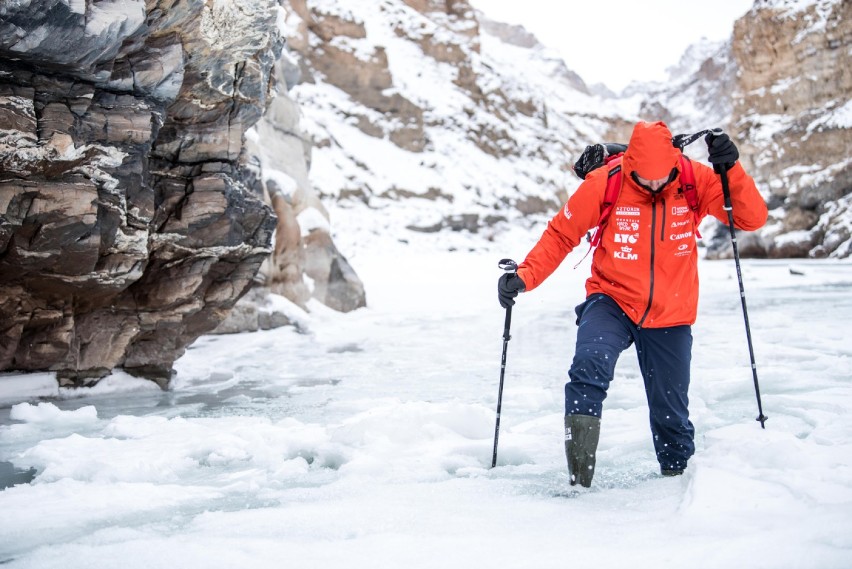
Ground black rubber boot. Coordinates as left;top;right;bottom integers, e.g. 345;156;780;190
564;414;601;488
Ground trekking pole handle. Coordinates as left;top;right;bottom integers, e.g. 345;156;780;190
498;259;517;340
498;258;518;273
709;128;737;189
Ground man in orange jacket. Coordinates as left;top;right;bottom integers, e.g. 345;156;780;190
498;121;768;487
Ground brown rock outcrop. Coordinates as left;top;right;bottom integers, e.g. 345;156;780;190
238;50;366;318
285;0;426;153
730;0;851;258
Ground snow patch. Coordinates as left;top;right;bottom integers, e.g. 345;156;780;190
297;207;330;236
10;402;98;425
84;0;145;38
806;98;852;132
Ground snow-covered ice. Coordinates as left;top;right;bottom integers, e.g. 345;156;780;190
1;236;851;568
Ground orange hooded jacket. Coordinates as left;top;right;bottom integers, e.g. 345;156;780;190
516;121;768;328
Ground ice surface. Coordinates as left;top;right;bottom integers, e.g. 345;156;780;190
1;236;851;568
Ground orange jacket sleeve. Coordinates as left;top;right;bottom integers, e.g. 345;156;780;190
516;175;605;292
695;162;768;231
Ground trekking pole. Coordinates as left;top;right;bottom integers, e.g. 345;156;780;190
714;141;768;429
492;258;518;467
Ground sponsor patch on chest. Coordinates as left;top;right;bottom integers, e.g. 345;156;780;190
614;246;639;261
614;233;638;244
616;206;641;217
616;219;640;231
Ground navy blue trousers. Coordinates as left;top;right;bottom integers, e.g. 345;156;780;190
566;293;695;471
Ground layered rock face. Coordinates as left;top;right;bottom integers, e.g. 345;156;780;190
0;0;281;385
729;0;851;258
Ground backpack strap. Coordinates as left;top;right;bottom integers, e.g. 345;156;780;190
678;156;702;237
573;157;624;268
588;157;624;247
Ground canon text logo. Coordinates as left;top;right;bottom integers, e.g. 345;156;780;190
670;231;693;240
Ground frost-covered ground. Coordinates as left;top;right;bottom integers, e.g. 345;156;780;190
1;233;851;568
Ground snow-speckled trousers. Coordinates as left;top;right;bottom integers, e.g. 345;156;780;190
566;293;695;471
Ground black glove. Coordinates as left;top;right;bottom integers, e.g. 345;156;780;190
705;131;739;172
498;273;525;309
573;144;604;180
573;143;628;180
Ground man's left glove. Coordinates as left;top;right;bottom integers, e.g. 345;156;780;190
498;273;526;309
705;131;739;172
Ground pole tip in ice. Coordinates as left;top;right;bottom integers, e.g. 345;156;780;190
757;414;768;429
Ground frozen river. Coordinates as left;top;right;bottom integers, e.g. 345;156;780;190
1;247;851;568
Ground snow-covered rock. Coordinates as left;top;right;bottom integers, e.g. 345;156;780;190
276;0;631;248
730;0;851;258
621;0;850;259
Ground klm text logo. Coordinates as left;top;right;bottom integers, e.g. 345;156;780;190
614;246;638;261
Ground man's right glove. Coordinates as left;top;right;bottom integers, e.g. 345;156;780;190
498;273;526;309
705;131;739;172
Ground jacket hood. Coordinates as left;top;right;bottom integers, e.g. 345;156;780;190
623;121;681;181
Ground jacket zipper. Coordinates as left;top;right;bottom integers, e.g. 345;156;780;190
638;196;657;328
660;198;666;242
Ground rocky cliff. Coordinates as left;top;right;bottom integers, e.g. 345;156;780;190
0;0;283;385
277;0;849;260
629;0;850;259
730;0;851;258
274;0;630;250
